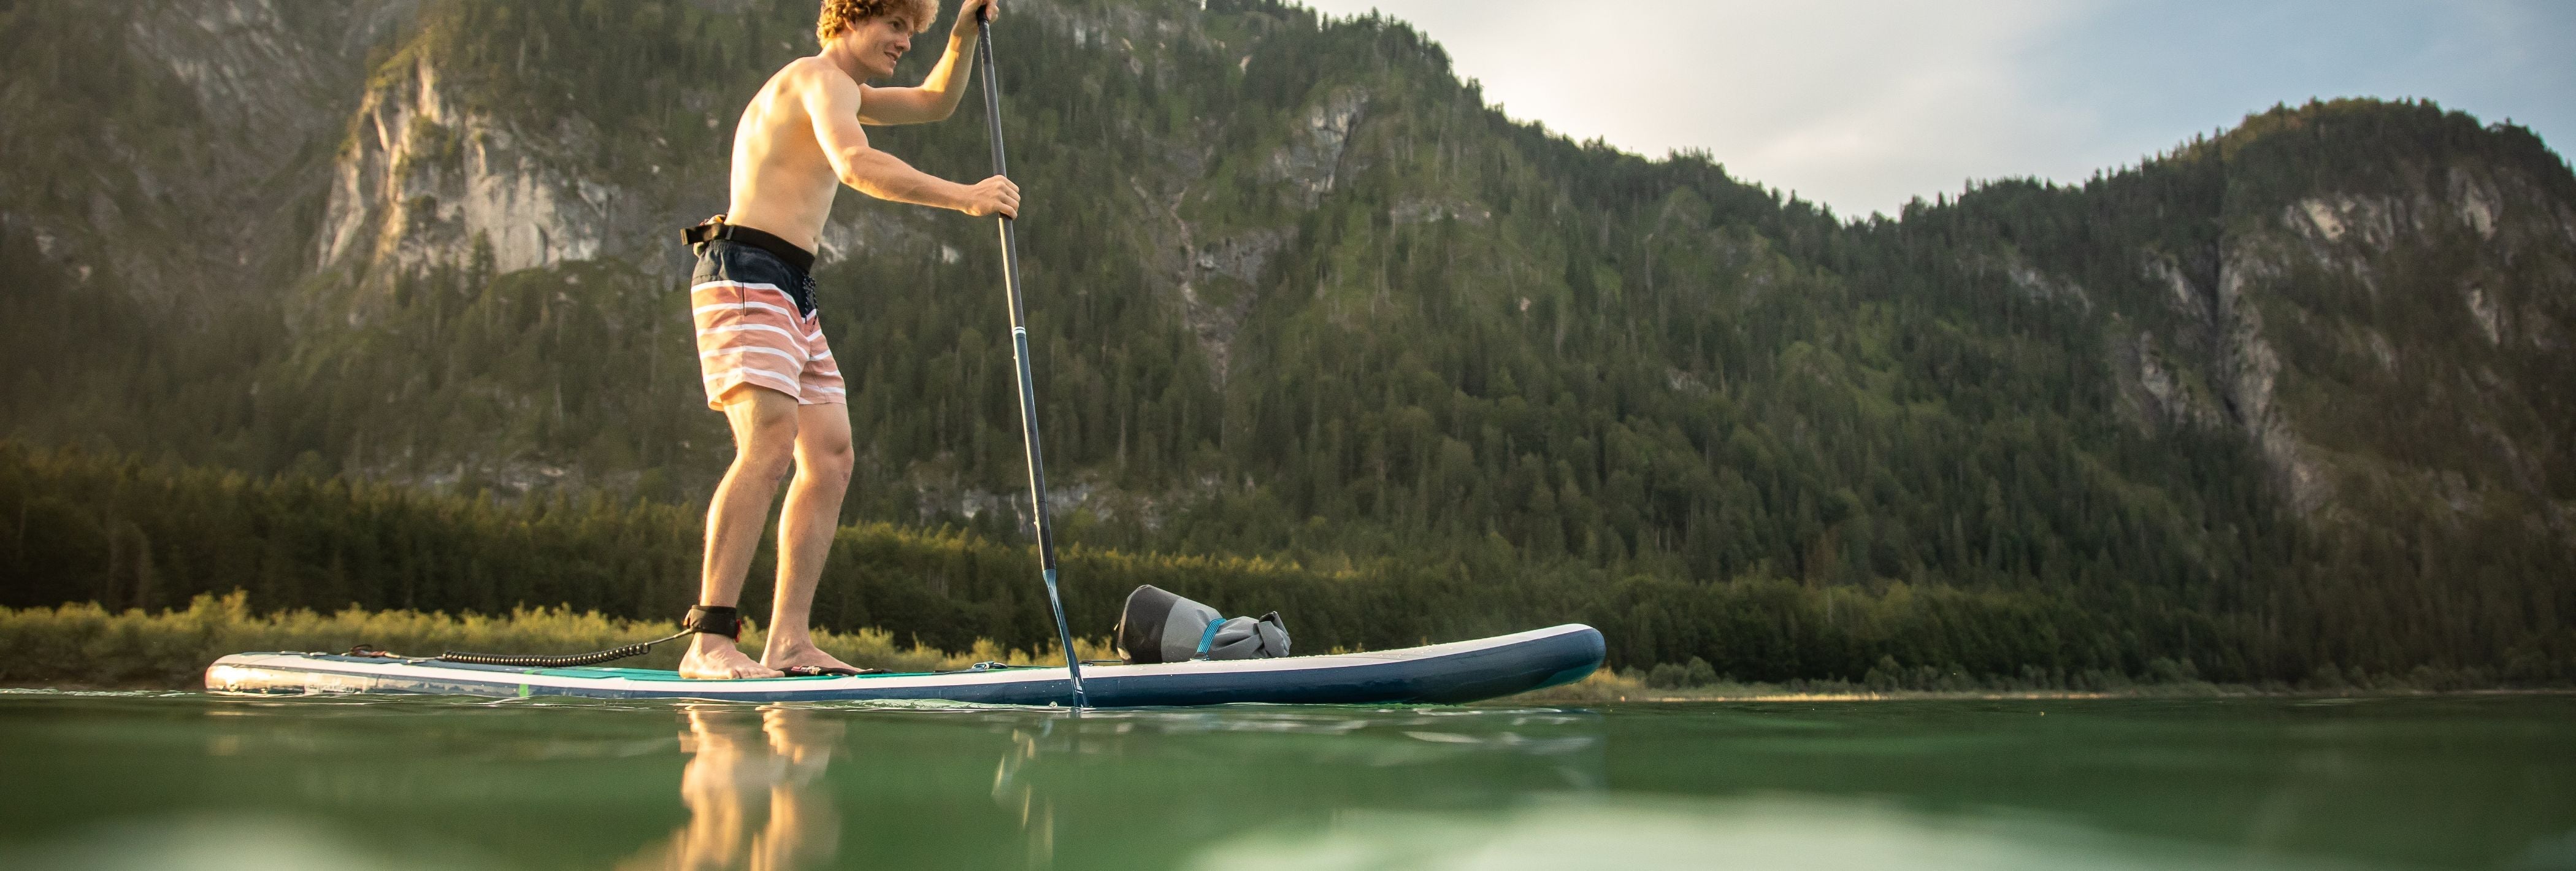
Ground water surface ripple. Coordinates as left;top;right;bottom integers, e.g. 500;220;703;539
0;691;2566;869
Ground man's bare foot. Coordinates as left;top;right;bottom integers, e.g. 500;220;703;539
680;634;783;680
762;642;862;675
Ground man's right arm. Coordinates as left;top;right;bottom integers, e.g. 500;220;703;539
803;64;1019;218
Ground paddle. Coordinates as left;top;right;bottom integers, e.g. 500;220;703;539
974;7;1087;708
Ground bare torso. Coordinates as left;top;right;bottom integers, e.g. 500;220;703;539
724;58;849;254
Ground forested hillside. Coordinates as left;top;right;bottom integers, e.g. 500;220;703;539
2;0;2570;684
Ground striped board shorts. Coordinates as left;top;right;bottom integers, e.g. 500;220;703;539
688;239;845;409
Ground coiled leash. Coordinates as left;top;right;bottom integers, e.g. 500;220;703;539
431;605;740;667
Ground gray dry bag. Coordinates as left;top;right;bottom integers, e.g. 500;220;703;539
1115;585;1290;664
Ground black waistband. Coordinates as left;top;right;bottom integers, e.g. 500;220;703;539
683;220;815;274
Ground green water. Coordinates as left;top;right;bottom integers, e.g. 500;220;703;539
0;693;2567;870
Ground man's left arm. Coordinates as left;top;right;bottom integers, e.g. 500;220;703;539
859;0;995;126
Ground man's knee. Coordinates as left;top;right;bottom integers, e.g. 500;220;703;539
792;403;856;488
799;437;856;487
730;444;797;490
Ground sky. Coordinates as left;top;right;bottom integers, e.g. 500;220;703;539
1293;0;2576;218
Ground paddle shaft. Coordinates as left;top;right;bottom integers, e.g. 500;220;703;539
975;13;1086;708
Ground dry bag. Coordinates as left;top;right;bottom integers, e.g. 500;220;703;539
1114;585;1290;664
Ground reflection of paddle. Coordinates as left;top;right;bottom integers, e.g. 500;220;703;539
973;4;1086;708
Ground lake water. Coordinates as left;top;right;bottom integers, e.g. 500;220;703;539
0;691;2566;870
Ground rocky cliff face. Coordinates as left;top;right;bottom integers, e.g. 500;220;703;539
318;53;619;285
2081;109;2576;547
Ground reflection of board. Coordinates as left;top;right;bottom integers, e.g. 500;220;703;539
205;624;1604;707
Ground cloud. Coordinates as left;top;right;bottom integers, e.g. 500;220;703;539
1300;0;2099;215
1689;1;2098;215
1294;1;2575;218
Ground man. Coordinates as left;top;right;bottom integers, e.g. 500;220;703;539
678;0;1018;679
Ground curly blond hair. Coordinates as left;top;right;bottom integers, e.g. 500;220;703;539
818;0;938;43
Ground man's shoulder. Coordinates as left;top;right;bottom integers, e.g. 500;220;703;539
770;56;859;95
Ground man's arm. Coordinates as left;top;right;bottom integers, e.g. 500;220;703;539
805;63;1019;217
857;0;994;126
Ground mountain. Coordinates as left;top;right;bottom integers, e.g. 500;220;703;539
2;0;2570;683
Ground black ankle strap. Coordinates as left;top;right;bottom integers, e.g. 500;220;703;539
684;605;741;639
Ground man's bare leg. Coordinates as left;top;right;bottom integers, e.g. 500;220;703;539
680;386;799;680
763;401;861;673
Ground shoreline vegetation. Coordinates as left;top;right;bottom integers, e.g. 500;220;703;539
5;440;2570;694
3;593;2552;703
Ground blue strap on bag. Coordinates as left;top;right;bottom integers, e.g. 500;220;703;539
1194;618;1229;659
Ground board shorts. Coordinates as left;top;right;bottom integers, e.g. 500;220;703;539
688;238;845;409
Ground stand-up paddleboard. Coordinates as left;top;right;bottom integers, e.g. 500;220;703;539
204;624;1603;707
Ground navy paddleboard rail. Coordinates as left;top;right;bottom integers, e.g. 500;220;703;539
207;625;1606;707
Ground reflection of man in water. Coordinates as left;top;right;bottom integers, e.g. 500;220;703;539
619;706;843;871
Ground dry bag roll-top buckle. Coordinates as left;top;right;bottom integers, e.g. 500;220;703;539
684;605;741;640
